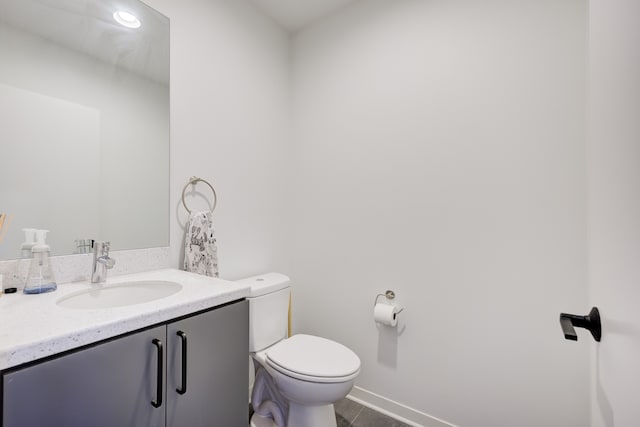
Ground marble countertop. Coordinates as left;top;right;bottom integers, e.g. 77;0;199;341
0;269;250;370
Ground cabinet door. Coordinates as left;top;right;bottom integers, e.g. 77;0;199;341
166;300;249;427
2;325;166;427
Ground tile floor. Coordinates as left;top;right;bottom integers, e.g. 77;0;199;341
250;397;412;426
334;398;413;427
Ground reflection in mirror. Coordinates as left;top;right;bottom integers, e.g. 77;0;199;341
0;0;169;259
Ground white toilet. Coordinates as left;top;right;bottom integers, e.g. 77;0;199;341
239;273;360;427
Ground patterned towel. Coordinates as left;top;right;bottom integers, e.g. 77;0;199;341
183;211;219;277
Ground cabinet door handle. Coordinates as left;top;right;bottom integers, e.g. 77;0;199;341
151;338;164;408
176;331;188;395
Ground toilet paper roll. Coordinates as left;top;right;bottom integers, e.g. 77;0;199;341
374;303;398;327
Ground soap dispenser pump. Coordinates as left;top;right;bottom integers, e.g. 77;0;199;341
20;228;37;258
24;230;57;294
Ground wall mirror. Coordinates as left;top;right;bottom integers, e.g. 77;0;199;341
0;0;169;259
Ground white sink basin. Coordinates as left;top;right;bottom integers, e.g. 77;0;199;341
57;280;182;309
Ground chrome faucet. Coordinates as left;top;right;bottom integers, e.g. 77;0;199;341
91;241;116;283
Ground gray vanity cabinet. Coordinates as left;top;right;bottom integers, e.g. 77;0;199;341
1;300;248;427
166;299;249;427
2;325;167;427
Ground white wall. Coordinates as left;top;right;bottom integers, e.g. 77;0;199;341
143;0;291;279
588;1;640;426
291;1;588;426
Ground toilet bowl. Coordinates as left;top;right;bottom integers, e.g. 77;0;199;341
239;273;361;427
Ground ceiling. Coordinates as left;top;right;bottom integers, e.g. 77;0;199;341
250;0;359;31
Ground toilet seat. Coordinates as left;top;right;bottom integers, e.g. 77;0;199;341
265;334;360;383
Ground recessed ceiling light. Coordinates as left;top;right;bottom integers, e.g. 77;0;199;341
113;11;141;29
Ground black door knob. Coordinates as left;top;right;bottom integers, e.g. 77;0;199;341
559;307;601;342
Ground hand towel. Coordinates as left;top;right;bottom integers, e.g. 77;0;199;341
183;211;219;277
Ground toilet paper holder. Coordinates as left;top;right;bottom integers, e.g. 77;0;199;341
373;290;404;315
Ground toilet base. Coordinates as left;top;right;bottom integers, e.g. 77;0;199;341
250;403;337;427
287;403;336;427
250;413;277;427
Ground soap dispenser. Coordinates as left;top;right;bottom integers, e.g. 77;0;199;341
24;230;57;294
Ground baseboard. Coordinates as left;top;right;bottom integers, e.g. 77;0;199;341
347;386;457;427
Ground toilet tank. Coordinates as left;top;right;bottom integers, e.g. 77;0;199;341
237;273;291;352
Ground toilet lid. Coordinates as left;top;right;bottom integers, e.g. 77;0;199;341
265;334;360;382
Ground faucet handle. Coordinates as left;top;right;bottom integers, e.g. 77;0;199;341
98;256;116;269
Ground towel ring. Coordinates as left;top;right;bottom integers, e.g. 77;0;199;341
181;176;217;214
